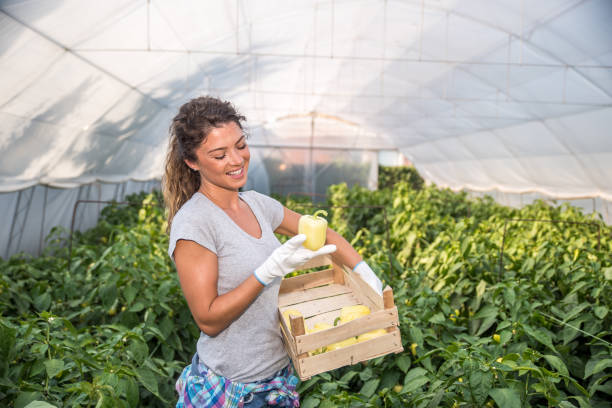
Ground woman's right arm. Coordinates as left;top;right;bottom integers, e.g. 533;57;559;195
173;239;264;337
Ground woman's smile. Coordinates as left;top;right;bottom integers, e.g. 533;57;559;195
226;167;245;179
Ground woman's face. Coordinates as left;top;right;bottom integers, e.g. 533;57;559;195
186;121;250;191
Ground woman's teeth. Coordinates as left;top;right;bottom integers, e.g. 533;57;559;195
227;168;243;176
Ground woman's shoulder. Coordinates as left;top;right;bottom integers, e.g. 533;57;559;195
172;193;212;228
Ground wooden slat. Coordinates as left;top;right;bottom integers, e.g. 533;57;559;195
294;307;399;354
280;327;299;369
297;254;332;271
278;310;298;357
342;265;384;310
278;283;352;307
286;293;360;318
297;328;404;379
382;286;396;333
290;315;308;359
279;268;335;294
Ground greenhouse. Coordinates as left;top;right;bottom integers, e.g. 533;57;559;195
0;1;611;407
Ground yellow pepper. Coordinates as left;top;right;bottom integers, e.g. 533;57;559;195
339;305;371;323
298;210;328;251
356;329;387;343
326;336;358;351
340;305;386;342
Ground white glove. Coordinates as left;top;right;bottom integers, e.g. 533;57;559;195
353;261;383;295
254;234;337;286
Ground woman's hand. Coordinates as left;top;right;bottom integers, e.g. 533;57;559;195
254;234;336;286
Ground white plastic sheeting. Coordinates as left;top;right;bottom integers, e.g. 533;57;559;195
1;0;611;257
0;180;159;258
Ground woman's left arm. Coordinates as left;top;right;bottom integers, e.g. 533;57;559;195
274;206;362;269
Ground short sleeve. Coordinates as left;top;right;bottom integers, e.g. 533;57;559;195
168;210;218;260
245;191;285;231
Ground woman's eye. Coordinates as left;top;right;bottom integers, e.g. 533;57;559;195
214;155;226;160
237;144;247;150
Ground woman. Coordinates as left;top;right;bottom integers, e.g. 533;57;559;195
163;96;383;407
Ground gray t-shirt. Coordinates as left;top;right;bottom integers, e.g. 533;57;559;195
168;190;289;382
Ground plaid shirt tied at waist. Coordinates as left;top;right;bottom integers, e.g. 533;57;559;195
176;353;300;408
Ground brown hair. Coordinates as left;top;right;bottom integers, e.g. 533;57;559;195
162;96;246;233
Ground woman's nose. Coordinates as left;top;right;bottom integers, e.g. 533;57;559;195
228;147;244;165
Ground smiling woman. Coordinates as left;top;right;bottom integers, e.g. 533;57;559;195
161;96;382;407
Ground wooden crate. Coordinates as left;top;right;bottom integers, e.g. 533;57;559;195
278;255;404;380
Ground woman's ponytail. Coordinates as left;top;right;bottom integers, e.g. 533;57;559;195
162;129;201;233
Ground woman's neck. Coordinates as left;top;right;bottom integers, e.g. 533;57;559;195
198;182;241;211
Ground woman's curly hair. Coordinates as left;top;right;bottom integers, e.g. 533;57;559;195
162;96;246;233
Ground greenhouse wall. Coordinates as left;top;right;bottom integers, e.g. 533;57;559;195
467;190;612;225
0;180;160;259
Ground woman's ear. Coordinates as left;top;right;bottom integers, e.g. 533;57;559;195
184;159;198;172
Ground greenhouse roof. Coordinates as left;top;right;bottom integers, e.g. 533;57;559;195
1;0;611;200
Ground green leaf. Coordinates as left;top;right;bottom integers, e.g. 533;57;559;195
0;322;16;377
594;380;612;396
593;306;608;319
569;396;593;408
584;358;612;379
100;283;118;308
603;267;612;281
124;285;139;306
476;280;487;299
409;327;424;345
127;340;148;365
402;376;429;394
134;367;159;397
404;367;428;385
476;315;497;336
23;402;58;408
301;395;320;408
503;287;516;307
339;370;358;384
15;392;43;408
33;292;52;311
558;402;578;408
95;393;115;408
543;355;569;377
396;355;411;373
428;312;445;324
129;302;146;312
522;324;556;353
468;369;494;406
321;382;338;394
564;302;590;322
473;305;497;320
360;378;380;397
44;359;64;379
499;330;512;344
380;370;401;391
359;366;373;381
297;377;320;394
123;376;139;407
489;388;521;408
426;388;445;408
319;399;337;408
